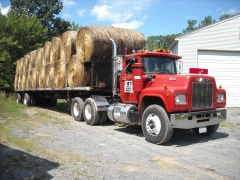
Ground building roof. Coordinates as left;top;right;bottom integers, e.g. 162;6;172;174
168;13;240;49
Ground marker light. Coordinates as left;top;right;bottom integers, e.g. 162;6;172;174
163;84;167;89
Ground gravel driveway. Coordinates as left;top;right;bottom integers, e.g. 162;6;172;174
1;106;240;180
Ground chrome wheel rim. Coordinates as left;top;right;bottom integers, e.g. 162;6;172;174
73;103;79;116
85;104;92;120
146;113;161;137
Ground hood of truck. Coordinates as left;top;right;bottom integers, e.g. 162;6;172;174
140;73;223;113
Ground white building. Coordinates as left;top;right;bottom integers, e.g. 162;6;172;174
169;14;240;107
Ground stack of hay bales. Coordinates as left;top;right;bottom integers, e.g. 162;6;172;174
53;31;77;88
14;26;145;90
69;26;145;88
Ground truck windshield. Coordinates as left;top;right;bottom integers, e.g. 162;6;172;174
141;56;176;74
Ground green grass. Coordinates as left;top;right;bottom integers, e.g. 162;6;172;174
220;120;240;129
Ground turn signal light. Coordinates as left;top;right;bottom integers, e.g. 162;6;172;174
163;84;167;89
219;85;222;89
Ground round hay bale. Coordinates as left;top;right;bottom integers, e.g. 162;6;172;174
50;37;60;64
38;65;45;88
15;60;20;75
30;68;38;89
76;26;145;62
21;72;26;90
45;63;54;88
43;41;51;66
24;55;30;72
25;70;31;89
36;47;44;70
67;55;84;87
61;31;77;63
14;73;19;90
54;59;66;88
30;50;37;69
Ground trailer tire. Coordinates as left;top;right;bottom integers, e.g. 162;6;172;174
23;93;31;106
142;105;173;145
30;94;35;106
72;97;84;121
16;93;22;103
98;112;108;125
83;98;100;125
192;124;219;136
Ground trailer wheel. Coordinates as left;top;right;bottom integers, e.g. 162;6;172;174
142;105;173;145
98;112;108;125
30;94;35;106
16;93;22;103
83;98;100;125
72;97;84;121
192;124;219;136
23;93;31;106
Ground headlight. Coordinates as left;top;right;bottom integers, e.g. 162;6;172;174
175;94;186;104
217;94;224;102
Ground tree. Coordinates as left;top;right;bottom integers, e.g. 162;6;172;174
182;20;197;33
146;34;179;51
199;16;215;28
0;10;47;90
10;0;70;40
70;21;81;31
219;13;234;21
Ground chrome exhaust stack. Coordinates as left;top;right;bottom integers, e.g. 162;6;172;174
109;38;117;96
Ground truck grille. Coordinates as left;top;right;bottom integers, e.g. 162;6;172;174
192;82;213;109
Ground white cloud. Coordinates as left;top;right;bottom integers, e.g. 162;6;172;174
63;0;76;7
111;20;143;29
0;3;10;15
90;0;153;29
91;5;132;23
63;13;71;18
78;9;86;17
226;8;239;14
217;7;222;12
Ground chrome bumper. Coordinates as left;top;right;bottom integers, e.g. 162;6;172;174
170;108;227;129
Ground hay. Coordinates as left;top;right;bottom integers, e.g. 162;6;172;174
14;74;19;90
43;41;51;66
49;37;60;64
61;31;77;63
54;59;66;88
24;55;30;72
38;66;45;88
35;47;44;70
45;63;54;88
30;68;38;89
15;60;20;75
25;70;31;89
21;72;26;90
30;50;36;69
67;55;84;87
76;26;145;62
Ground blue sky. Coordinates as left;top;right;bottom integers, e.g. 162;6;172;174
1;0;240;38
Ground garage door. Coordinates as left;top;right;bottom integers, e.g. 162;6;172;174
198;50;240;107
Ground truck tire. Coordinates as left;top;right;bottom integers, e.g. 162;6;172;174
72;97;84;121
16;93;22;103
30;94;35;106
23;93;31;106
142;105;173;145
83;98;100;125
192;124;219;136
98;112;108;125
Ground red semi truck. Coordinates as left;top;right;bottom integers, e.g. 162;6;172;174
15;38;227;144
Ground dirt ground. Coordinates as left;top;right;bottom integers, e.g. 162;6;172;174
0;105;240;180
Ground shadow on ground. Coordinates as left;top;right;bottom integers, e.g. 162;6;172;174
0;144;59;180
113;126;229;146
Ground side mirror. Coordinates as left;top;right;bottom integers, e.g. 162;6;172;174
177;61;183;74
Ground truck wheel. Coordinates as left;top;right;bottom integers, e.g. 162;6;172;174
30;94;35;106
16;93;22;103
142;105;173;145
23;93;31;106
192;124;219;136
83;98;100;125
72;97;84;121
98;112;108;125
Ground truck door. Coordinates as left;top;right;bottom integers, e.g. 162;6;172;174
120;58;139;103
